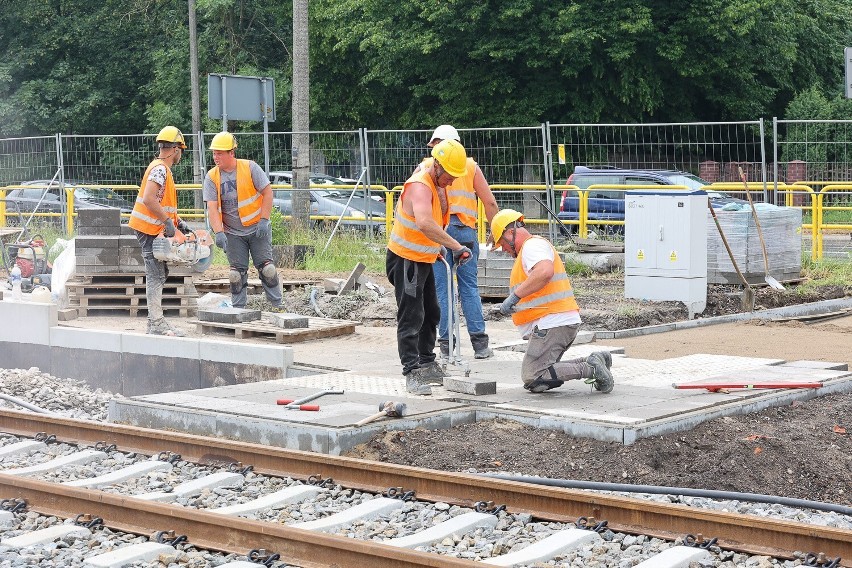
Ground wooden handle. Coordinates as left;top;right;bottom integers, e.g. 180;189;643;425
355;411;386;427
737;167;770;273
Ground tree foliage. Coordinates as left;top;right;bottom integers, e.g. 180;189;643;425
0;0;850;137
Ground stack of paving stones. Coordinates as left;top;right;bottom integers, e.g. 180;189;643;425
67;209;198;317
706;207;803;285
476;249;513;299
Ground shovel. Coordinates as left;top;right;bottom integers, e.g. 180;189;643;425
708;202;754;311
737;167;785;290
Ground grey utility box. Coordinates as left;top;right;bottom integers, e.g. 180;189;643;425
624;190;708;318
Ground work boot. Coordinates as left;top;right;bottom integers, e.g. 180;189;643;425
588;350;612;369
147;317;186;337
584;352;614;393
405;368;432;395
420;360;447;385
438;339;450;360
470;333;493;359
524;377;564;393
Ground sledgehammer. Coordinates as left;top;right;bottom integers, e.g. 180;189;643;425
354;401;407;427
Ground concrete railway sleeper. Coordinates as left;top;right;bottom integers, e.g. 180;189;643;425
0;430;849;567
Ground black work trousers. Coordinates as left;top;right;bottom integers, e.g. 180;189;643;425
386;249;439;375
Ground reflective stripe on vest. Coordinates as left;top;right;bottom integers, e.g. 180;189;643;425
387;167;448;263
128;159;178;236
421;157;478;228
509;237;579;325
208;159;262;227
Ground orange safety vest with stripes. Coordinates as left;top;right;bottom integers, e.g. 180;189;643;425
509;236;579;326
207;159;263;227
421;157;478;228
128;159;178;236
387;167;449;263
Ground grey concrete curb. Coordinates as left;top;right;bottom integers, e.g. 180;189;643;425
593;296;852;339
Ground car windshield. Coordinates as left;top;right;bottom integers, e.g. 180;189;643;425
75;186;123;200
662;173;708;190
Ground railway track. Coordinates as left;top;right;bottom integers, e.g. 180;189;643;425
0;408;849;568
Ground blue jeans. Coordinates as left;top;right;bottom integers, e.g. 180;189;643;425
433;217;485;340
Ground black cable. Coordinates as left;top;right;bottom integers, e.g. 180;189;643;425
481;473;852;517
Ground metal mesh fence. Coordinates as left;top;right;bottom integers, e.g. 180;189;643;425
775;120;852;182
548;121;766;185
0;136;60;185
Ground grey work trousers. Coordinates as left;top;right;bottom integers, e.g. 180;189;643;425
225;231;282;308
521;323;590;387
135;231;168;322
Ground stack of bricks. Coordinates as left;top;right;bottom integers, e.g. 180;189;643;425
75;209;145;275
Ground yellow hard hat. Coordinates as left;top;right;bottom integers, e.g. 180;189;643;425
491;209;525;243
209;131;237;151
156;126;186;149
431;139;467;178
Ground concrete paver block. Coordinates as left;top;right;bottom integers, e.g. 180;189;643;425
322;278;345;293
58;308;78;321
267;313;309;329
444;376;497;396
782;360;849;371
198;307;261;324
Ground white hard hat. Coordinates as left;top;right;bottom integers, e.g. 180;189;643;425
428;124;460;147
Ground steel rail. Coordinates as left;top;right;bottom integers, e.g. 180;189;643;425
0;474;478;568
0;408;849;564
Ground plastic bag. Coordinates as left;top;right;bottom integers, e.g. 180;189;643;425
197;292;232;310
49;238;70;262
50;239;76;309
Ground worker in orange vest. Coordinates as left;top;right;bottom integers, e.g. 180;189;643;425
424;125;499;361
128;126;190;337
490;209;614;394
387;139;473;395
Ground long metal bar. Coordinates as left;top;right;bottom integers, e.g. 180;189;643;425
0;409;849;563
0;475;478;568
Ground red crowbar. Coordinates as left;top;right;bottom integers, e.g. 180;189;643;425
673;383;821;392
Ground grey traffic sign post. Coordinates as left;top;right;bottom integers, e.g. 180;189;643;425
846;47;852;99
208;74;276;174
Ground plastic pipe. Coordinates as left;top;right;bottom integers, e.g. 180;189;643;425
0;394;56;415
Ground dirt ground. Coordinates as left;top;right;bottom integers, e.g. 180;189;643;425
53;266;852;506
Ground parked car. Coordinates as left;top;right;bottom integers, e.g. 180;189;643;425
272;186;386;233
6;180;134;217
269;171;383;202
557;166;746;228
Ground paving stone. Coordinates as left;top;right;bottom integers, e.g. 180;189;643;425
267;313;309;329
322;278;346;293
58;308;78;321
782;360;849;371
75;236;120;249
198;307;261;324
444;376;497;395
77;208;121;230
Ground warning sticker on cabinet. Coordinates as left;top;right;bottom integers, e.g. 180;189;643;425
669;250;678;262
636;249;645;261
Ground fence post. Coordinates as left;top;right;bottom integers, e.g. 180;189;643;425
759;118;768;202
772;117;779;204
542;122;555;243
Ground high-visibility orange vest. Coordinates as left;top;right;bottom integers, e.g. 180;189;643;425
207;159;263;227
387;167;449;263
509;236;579;325
421;157;478;228
128;159;178;236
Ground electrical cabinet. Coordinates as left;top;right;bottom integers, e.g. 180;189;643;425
624;190;708;318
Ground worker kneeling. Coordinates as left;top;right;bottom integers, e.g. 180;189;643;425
490;209;614;394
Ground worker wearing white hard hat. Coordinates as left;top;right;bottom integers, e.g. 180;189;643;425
421;125;499;363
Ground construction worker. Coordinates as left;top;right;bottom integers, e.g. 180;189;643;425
387;139;473;396
490;209;614;394
424;125;499;360
203;132;282;309
129;126;190;337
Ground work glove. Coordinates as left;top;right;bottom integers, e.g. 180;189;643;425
214;231;228;252
163;218;176;238
255;218;271;240
177;219;190;233
452;246;473;266
496;291;520;316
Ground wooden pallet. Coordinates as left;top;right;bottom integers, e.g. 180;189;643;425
191;315;356;343
67;272;197;317
194;278;317;295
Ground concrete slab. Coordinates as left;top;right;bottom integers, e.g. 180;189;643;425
267;313;309;329
198;308;261;324
781;360;849;371
107;322;852;451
